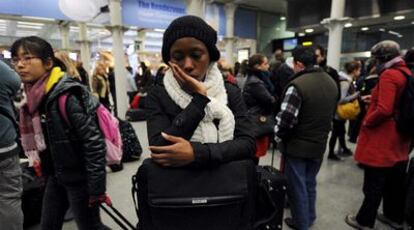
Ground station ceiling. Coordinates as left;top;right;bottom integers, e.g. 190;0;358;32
210;0;287;14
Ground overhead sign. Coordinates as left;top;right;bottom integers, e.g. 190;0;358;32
123;0;186;29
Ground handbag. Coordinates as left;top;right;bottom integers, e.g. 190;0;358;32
337;99;360;120
251;114;276;138
132;159;257;230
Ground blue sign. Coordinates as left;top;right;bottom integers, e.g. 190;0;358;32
123;0;186;29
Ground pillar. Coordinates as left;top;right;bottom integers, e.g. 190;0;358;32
325;0;346;70
59;23;70;51
78;22;91;81
109;0;128;119
185;0;205;18
224;3;236;66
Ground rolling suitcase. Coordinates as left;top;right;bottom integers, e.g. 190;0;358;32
100;203;136;230
255;165;287;230
125;108;146;122
20;162;45;228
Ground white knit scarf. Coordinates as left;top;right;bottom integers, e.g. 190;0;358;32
163;63;235;143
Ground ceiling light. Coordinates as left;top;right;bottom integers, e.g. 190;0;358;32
398;35;403;38
344;23;352;28
305;28;314;33
280;16;286;21
393;15;405;21
21;16;55;21
361;27;369;31
18;22;44;26
17;25;43;29
298;33;305;37
379;28;385;32
154;28;165;32
388;30;399;35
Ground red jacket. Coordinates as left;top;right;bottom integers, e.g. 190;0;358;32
355;61;412;167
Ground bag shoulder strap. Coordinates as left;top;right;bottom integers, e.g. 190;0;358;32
58;93;70;126
393;68;413;79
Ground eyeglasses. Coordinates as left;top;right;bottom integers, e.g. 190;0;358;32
11;56;40;66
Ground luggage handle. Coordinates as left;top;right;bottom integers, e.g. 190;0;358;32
253;179;279;229
131;175;140;221
100;203;136;230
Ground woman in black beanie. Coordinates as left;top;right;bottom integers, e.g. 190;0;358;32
146;15;255;168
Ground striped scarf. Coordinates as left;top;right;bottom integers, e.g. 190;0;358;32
20;67;65;170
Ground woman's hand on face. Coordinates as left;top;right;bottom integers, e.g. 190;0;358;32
169;62;207;96
149;132;195;167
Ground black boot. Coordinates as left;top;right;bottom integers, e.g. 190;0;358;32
340;148;353;157
328;153;342;161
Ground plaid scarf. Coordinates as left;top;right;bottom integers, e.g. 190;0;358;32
20;67;65;172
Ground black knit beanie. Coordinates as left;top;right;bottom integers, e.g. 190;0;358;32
162;15;220;64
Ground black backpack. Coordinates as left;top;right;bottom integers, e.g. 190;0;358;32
395;68;414;136
118;119;142;162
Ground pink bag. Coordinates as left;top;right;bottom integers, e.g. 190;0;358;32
58;94;123;165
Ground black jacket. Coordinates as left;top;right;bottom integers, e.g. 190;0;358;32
40;76;106;196
243;73;276;115
146;82;255;167
270;63;294;106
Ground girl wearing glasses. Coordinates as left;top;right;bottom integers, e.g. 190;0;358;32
11;36;109;230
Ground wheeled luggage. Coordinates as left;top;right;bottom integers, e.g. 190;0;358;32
125;108;146;122
100;203;136;230
118;119;142;162
21;162;45;227
132;159;257;230
255;165;287;230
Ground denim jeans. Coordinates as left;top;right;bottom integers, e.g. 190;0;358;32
284;156;323;230
356;161;408;228
0;154;23;230
41;176;108;230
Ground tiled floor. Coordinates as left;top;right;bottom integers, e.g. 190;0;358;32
27;121;408;230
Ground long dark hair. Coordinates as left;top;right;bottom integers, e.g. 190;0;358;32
10;36;65;70
247;54;266;72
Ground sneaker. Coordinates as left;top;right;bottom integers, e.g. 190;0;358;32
376;212;403;229
328;154;342;161
345;214;374;230
284;217;299;230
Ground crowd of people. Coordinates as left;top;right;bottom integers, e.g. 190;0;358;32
0;14;413;230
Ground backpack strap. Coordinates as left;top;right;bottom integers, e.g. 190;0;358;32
394;68;413;79
58;93;71;126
